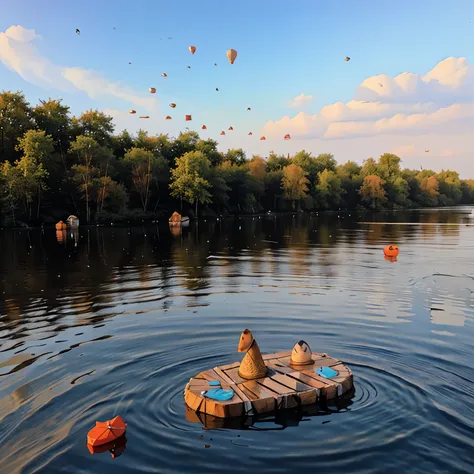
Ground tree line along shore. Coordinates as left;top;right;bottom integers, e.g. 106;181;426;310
1;91;473;227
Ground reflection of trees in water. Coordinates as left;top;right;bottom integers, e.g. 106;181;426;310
1;209;470;344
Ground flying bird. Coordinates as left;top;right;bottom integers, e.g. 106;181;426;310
344;56;350;61
76;29;80;35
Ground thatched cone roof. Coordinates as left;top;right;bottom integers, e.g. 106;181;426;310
169;211;182;223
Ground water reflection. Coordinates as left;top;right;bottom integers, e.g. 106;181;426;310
0;208;474;474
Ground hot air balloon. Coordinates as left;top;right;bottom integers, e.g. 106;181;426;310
220;131;226;135
344;56;350;61
129;110;136;114
166;116;172;120
202;125;207;130
162;73;167;77
248;132;253;136
284;134;291;140
228;126;234;131
227;49;237;64
139;116;150;119
170;103;176;108
260;136;266;141
189;46;196;54
185;115;192;121
149;87;156;94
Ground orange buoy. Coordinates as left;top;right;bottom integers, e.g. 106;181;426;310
202;125;207;130
185;115;192;121
247;107;251;111
383;244;399;257
162;73;167;77
220;131;226;135
384;255;398;263
139;115;150;119
170;103;176;108
55;221;66;230
165;116;172;120
248;132;253;136
149;87;156;94
87;416;127;447
129;110;136;114
87;435;127;458
228;126;233;131
284;133;291;140
260;136;266;141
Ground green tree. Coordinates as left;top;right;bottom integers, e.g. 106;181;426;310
282;164;309;209
72;109;114;145
360;175;386;209
225;148;247;166
0;91;33;162
461;180;474;204
316;169;344;209
337;161;362;208
360;157;378;177
123;147;168;212
377;153;402;182
70;135;113;221
16;130;55;218
436;170;462;205
31;99;71;145
196;139;223;167
169;151;212;215
266;153;290;171
263;170;283;210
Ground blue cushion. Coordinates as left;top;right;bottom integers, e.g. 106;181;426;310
204;388;234;401
316;366;338;379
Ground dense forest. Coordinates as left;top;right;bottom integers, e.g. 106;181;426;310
1;91;473;227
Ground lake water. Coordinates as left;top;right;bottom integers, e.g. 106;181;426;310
1;208;474;474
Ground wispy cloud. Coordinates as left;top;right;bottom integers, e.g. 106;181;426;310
264;57;474;140
290;93;313;108
0;25;156;112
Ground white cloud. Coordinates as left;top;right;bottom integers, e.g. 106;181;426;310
264;57;474;140
0;25;156;112
290;93;313;108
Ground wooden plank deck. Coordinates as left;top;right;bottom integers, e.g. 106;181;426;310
184;351;353;418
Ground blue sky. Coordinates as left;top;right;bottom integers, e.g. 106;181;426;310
1;0;473;175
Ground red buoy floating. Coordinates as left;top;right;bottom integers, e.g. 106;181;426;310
87;435;127;458
87;416;127;447
383;244;399;257
185;115;192;121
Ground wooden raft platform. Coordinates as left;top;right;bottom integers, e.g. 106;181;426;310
184;351;353;418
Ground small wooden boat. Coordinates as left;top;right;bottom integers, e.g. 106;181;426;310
184;330;353;419
55;220;67;230
66;215;79;228
169;211;190;226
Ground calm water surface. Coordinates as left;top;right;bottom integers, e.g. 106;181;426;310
1;209;474;474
